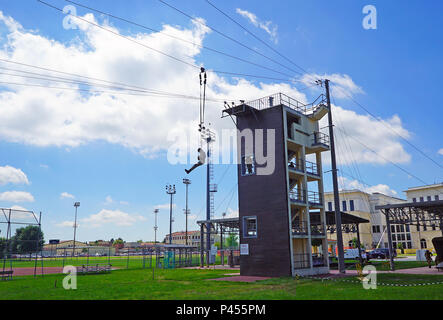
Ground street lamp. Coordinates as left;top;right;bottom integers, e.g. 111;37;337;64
165;184;176;245
153;209;159;245
73;202;80;256
183;178;191;245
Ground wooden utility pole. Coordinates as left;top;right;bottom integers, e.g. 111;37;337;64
324;79;346;273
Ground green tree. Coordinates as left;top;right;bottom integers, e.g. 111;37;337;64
10;226;44;254
0;238;7;259
225;234;238;248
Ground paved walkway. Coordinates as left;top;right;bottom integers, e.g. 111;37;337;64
327;266;443;277
184;265;240;270
209;275;271;282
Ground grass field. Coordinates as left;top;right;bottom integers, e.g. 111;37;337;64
1;267;443;300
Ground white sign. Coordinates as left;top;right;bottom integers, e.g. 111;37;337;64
240;244;249;255
210;245;218;255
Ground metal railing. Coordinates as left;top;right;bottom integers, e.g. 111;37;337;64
292;220;309;235
305;160;319;176
244;93;326;115
293;253;311;269
312;253;327;268
288;159;304;172
308;191;323;206
289;189;306;203
311;132;330;148
310;224;325;235
292;221;325;236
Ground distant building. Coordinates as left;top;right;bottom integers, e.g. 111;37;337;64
325;185;443;251
42;240;115;256
404;183;443;250
164;231;218;247
325;190;406;250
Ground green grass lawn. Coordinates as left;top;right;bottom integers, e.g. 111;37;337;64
330;259;428;271
1;267;443;300
2;254;208;269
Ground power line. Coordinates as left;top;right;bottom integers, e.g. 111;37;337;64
337;87;443;171
205;0;309;75
65;0;299;80
0;59;234;102
335;126;429;185
38;0;304;84
156;0;305;77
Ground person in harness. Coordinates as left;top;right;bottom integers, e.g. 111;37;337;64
185;148;206;174
425;249;433;268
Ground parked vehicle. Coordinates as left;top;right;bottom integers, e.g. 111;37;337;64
344;248;367;260
367;248;396;259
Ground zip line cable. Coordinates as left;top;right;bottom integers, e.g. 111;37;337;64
205;0;310;76
0;59;241;102
337;87;443;171
38;0;305;84
64;0;299;80
334;126;429;186
157;0;305;77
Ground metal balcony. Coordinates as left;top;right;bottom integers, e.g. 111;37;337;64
311;132;330;149
289;189;306;204
305;160;320;176
308;191;323;207
293;253;311;269
288;159;304;173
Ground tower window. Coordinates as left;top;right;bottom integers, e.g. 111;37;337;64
243;216;257;238
342;201;347;211
241;155;256;176
350;200;355;211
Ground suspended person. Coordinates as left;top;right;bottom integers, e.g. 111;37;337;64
425;249;433;268
185;148;206;174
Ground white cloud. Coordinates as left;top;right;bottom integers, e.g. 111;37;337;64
0;191;34;202
156;203;177;210
0;11;411;168
56;220;76;228
104;195;114;205
224;208;239;218
81;209;146;227
438;149;443;156
300;73;364;99
60;192;75;199
320;104;411;165
338;176;398;197
0;165;29;185
236;8;278;44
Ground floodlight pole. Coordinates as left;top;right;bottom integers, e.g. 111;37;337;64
166;184;176;245
324;79;346;274
183;178;191;245
153;209;159;245
73;202;80;257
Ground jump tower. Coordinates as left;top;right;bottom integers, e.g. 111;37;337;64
224;93;331;276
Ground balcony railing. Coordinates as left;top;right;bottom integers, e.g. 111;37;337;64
310;224;325;236
289;189;306;203
288;159;304;172
312;253;327;268
305;160;319;176
292;220;309;235
292;221;325;236
311;132;330;148
293;253;311;269
308;191;323;206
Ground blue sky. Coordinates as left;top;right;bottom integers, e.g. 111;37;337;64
0;0;442;242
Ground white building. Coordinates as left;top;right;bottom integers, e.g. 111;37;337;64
324;190;406;249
